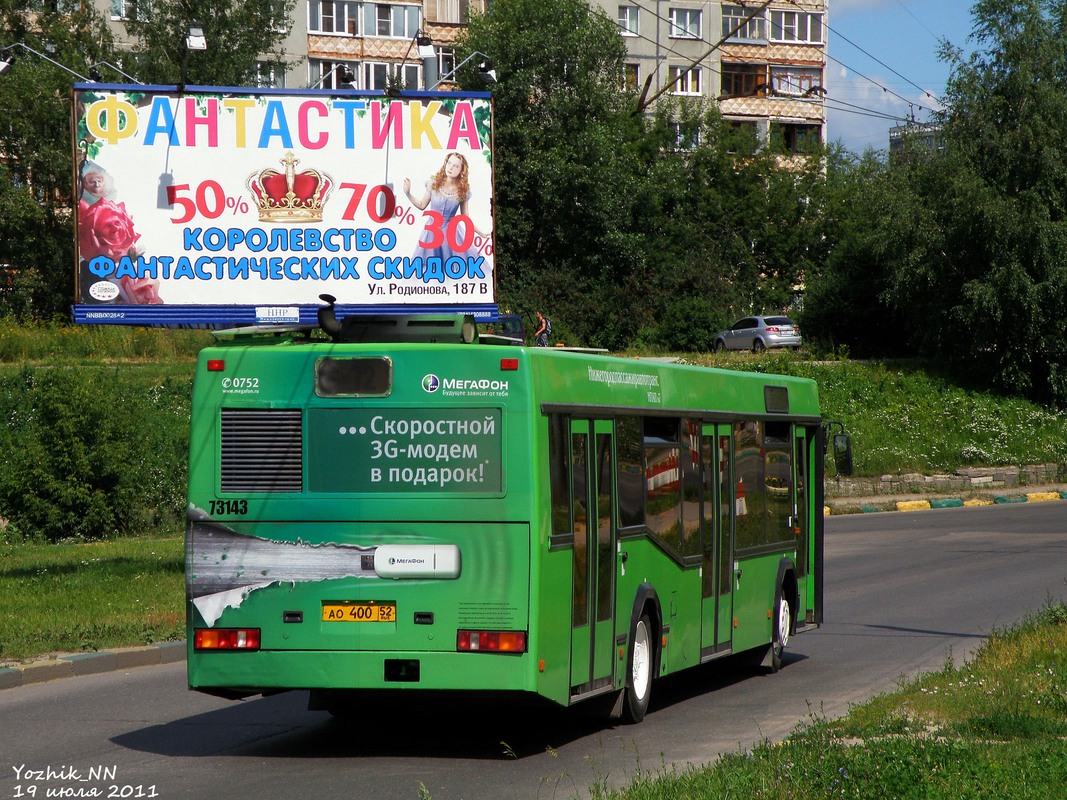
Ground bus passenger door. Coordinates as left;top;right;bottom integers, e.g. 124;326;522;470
793;427;811;620
701;425;734;653
569;419;617;694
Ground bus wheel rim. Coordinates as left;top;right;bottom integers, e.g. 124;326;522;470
777;598;790;650
632;620;651;700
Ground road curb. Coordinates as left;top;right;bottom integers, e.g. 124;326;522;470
825;489;1067;516
0;641;185;691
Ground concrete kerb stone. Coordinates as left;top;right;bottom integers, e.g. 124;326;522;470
824;470;1067;516
0;640;186;691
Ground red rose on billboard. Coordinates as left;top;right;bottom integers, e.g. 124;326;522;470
79;199;142;261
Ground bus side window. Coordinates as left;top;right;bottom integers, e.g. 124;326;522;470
549;414;572;539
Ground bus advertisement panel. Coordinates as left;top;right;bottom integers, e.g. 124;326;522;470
71;85;496;326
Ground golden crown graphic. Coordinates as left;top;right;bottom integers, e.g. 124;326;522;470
246;152;334;223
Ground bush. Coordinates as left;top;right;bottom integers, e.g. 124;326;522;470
635;297;727;352
0;366;190;542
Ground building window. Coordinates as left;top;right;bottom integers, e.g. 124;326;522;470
771;122;822;154
618;5;639;36
365;61;420;91
308;0;360;35
375;3;420;38
670;66;702;95
769;66;823;97
436;0;470;24
769;10;823;44
436;46;456;82
268;0;288;32
725;120;760;153
621;62;640;91
309;59;359;89
722;3;765;41
255;61;286;89
720;62;765;98
669;7;701;39
111;0;149;21
670;121;701;150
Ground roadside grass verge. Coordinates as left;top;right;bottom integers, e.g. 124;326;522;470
0;535;184;662
585;603;1067;800
693;351;1067;477
0;318;210;364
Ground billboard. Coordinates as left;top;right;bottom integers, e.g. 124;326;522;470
71;85;496;325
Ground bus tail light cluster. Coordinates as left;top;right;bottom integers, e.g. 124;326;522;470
457;630;527;653
194;628;261;651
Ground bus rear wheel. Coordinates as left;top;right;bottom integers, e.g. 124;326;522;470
621;613;653;724
769;591;792;673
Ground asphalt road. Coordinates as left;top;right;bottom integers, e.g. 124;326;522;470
2;502;1065;800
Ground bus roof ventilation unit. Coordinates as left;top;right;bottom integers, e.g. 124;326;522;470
338;314;479;344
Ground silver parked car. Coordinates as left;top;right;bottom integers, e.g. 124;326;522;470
713;316;801;352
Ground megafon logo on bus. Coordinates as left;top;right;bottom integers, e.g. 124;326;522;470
422;373;510;398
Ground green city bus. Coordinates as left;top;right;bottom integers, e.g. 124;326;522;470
185;311;843;722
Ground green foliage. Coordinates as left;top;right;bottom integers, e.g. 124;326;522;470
0;366;191;543
807;0;1067;406
121;0;297;86
702;353;1067;476
631;296;726;354
0;3;117;319
461;0;646;349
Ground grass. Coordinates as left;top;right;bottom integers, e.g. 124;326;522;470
0;535;185;662
0;318;210;364
585;603;1067;800
691;351;1067;477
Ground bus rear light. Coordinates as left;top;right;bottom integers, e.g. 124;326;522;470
207;359;226;372
500;358;519;371
457;630;527;653
194;628;261;651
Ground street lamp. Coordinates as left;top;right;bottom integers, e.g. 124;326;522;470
429;51;496;91
186;24;207;51
178;22;208;92
0;42;89;82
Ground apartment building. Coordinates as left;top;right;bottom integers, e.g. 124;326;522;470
599;1;827;151
101;0;487;91
100;0;825;151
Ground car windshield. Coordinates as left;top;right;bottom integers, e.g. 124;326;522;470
764;317;793;326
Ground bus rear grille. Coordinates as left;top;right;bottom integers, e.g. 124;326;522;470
221;409;303;493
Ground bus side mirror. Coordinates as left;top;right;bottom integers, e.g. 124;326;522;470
832;433;853;477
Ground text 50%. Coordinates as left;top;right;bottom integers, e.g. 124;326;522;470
167;181;250;223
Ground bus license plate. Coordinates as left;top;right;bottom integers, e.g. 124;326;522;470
322;601;396;623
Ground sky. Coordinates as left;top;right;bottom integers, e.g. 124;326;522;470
826;0;977;153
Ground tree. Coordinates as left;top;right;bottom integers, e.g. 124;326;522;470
121;0;296;87
801;147;914;358
459;0;649;347
0;2;118;318
883;0;1067;404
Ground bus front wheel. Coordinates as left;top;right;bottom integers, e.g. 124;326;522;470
621;613;653;724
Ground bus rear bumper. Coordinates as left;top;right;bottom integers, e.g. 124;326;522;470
188;648;537;697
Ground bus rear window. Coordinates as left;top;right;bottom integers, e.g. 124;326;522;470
316;357;392;397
